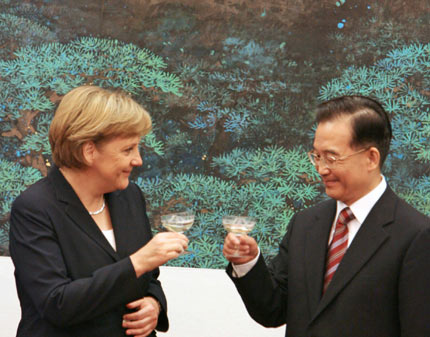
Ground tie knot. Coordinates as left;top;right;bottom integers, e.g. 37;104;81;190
338;207;355;225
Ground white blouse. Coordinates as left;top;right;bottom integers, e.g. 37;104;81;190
102;229;117;251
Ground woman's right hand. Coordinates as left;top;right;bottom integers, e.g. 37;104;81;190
130;232;188;277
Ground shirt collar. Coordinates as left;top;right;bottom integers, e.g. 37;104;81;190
336;175;387;224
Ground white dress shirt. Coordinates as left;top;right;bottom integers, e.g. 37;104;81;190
329;175;387;246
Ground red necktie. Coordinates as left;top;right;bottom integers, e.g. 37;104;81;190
323;207;355;294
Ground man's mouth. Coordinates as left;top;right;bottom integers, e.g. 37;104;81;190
323;179;337;187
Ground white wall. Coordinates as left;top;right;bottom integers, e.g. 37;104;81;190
1;257;20;336
0;257;284;337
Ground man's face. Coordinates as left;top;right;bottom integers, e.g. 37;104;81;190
312;117;373;205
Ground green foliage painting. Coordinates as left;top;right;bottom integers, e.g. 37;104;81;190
0;0;429;267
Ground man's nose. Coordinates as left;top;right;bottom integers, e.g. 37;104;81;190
316;161;330;175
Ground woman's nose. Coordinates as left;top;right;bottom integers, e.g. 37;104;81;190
131;149;143;166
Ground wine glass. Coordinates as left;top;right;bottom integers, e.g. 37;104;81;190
222;215;256;257
161;211;195;254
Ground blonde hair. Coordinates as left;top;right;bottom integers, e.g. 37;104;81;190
49;85;152;168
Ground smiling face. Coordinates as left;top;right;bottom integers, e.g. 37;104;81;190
313;117;380;205
89;135;143;192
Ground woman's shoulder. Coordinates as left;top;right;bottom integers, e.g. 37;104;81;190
14;165;65;203
11;179;56;218
14;176;52;204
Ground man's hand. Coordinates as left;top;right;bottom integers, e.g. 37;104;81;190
123;296;160;337
223;233;259;264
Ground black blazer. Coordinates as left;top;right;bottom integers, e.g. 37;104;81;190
227;187;430;337
9;166;168;337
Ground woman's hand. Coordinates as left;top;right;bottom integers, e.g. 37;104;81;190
223;232;259;265
130;232;188;277
122;296;160;337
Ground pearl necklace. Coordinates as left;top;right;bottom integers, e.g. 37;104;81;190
89;198;105;215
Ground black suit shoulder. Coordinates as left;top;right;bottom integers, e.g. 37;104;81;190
392;195;429;227
284;198;335;235
12;175;51;206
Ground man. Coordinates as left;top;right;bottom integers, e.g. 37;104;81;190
223;96;430;337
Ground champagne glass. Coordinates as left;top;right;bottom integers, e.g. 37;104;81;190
161;211;195;255
222;215;256;257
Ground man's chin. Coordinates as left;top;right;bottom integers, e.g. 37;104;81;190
324;186;339;200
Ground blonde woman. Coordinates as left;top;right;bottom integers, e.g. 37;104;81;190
10;86;188;337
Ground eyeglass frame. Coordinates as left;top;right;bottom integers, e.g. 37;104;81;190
307;147;370;169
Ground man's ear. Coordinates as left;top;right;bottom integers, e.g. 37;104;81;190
367;146;380;171
82;141;97;166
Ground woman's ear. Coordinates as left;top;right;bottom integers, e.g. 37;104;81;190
367;146;380;171
82;141;97;166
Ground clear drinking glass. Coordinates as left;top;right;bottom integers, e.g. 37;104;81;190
222;215;256;257
161;211;195;254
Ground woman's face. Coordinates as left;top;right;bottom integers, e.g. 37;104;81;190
91;135;142;191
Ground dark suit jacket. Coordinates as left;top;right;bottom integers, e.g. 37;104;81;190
227;187;430;337
9;166;168;337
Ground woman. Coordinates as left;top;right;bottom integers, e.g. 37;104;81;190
9;85;188;337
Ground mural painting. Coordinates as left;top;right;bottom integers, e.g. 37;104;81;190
0;0;429;268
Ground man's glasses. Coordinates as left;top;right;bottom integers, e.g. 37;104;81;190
307;147;369;169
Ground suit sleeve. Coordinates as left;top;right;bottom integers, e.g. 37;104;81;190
226;214;296;327
145;267;168;332
134;185;169;332
399;224;430;336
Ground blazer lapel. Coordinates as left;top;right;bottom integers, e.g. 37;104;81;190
106;191;130;259
49;167;120;261
311;188;396;322
305;200;336;315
